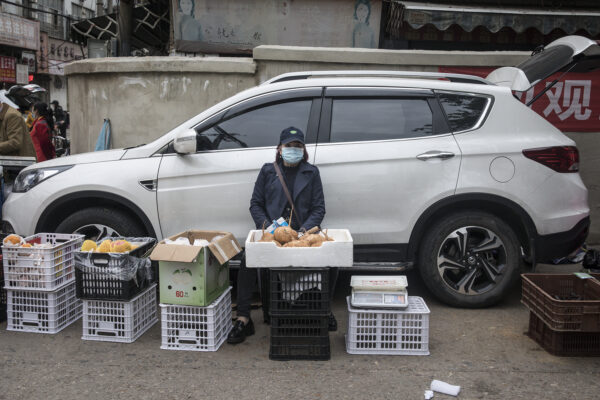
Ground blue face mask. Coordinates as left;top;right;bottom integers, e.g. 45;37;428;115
281;147;304;164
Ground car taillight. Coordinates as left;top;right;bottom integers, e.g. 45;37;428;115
522;146;579;173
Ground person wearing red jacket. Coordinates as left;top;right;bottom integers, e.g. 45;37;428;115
30;102;56;162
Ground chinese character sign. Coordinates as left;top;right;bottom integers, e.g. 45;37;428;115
0;13;39;51
0;56;16;83
47;38;85;75
440;66;600;132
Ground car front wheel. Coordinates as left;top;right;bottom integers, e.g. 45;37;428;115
418;211;522;308
55;206;147;240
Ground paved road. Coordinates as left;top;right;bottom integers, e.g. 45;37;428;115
1;264;599;400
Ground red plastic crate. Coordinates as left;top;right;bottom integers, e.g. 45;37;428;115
521;274;600;331
527;312;600;356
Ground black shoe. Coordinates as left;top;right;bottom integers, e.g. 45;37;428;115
328;313;337;332
227;319;255;344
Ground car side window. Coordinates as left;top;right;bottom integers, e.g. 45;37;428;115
329;98;433;143
438;93;489;132
195;100;312;151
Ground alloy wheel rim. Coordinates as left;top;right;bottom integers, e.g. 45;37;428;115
74;224;120;241
436;226;507;296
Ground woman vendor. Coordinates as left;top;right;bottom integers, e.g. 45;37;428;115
227;126;333;344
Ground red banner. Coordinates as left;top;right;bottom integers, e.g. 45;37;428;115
0;56;16;83
440;66;600;132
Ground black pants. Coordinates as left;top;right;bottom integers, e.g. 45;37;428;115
235;255;257;319
235;253;339;319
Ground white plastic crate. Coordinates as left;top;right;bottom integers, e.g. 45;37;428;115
160;287;232;352
82;284;158;343
6;281;82;334
346;296;430;355
3;233;84;291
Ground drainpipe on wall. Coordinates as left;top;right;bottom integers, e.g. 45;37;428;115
118;0;133;57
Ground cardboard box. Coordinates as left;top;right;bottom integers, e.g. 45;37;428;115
150;230;241;306
245;229;353;268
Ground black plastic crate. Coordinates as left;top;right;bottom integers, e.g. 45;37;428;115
75;239;155;301
269;268;330;316
269;315;330;361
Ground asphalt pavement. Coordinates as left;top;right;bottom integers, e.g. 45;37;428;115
1;263;600;400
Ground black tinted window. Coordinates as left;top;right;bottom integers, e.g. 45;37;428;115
196;100;312;151
330;98;433;143
438;93;489;132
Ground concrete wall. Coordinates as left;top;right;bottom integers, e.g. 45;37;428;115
65;47;600;244
65;57;256;152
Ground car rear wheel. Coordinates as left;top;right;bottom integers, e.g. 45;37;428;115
418;211;522;308
55;206;147;240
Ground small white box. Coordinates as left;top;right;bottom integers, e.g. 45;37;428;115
244;229;353;268
82;284;158;343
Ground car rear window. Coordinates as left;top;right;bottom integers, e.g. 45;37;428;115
438;93;489;132
329;98;433;143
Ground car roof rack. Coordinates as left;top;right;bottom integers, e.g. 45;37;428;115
262;70;492;86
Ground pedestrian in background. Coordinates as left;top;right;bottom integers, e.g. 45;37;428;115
30;102;55;162
0;101;36;157
50;100;67;138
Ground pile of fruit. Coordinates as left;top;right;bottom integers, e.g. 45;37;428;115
258;227;334;248
80;239;139;253
2;234;27;247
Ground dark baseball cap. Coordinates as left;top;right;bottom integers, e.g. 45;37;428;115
280;126;305;145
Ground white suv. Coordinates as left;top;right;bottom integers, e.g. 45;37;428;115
4;36;596;307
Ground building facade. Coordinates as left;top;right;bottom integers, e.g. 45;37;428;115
0;0;92;108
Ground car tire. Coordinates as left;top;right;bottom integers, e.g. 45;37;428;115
418;211;522;308
55;206;147;240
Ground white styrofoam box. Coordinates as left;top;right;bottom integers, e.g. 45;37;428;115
160;287;232;352
82;284;158;343
245;229;353;268
346;296;430;356
6;281;82;334
3;233;84;291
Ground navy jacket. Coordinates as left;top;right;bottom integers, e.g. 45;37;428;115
250;161;326;231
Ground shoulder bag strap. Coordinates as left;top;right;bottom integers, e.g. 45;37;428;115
273;162;301;226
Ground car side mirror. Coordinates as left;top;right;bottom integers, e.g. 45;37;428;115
173;131;196;155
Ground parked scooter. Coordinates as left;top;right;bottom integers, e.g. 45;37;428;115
53;134;70;157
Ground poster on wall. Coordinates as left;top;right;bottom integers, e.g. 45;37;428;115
22;51;36;73
440;66;600;133
0;56;16;83
172;0;381;53
16;64;28;84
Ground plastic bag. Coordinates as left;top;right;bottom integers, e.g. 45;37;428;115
75;237;156;286
279;272;322;302
164;237;210;247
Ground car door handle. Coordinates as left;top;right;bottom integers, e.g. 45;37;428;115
416;151;455;161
